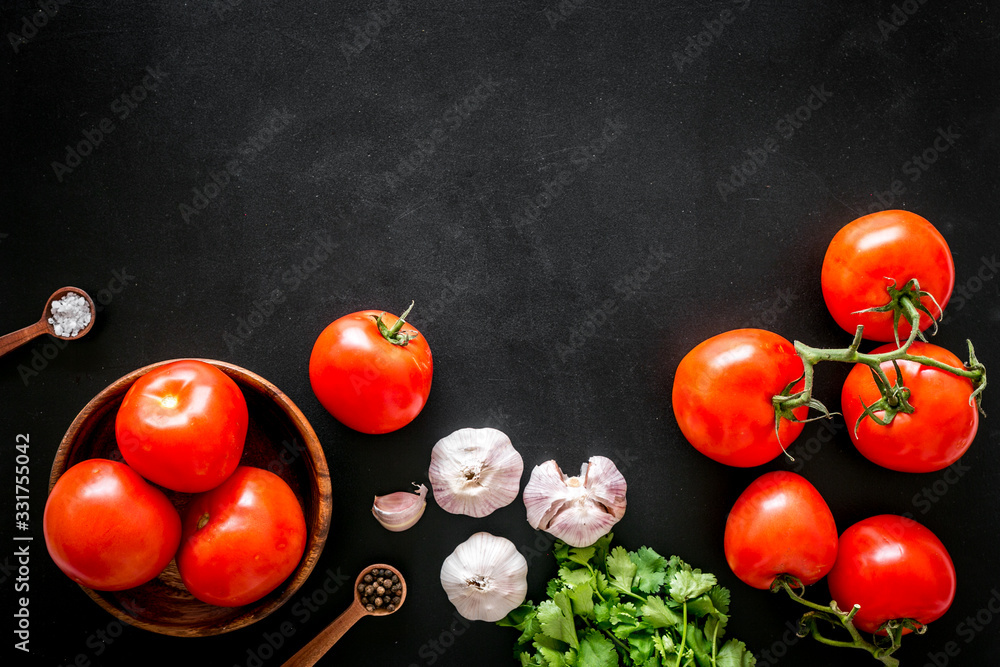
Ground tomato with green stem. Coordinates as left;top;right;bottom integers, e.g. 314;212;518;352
841;341;979;472
821;210;954;344
724;471;838;590
672;329;809;467
827;514;956;636
309;302;433;434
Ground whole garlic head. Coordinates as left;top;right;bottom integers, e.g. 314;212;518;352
440;531;528;622
428;427;523;518
523;455;627;548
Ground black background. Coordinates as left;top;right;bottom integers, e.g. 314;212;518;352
3;1;1000;666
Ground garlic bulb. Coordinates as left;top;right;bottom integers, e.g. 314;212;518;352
428;427;523;518
523;455;627;548
372;483;427;532
440;531;528;622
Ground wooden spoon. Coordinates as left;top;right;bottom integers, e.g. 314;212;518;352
0;287;96;358
281;564;406;667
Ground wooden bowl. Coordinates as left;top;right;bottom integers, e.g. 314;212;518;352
48;358;332;637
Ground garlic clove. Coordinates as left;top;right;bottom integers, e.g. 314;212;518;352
440;531;528;622
428;427;523;518
372;483;428;532
523;455;627;548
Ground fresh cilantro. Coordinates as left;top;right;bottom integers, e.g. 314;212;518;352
498;533;756;667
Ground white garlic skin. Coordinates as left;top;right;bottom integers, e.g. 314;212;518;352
428;427;523;518
372;483;428;532
440;531;528;622
523;455;627;548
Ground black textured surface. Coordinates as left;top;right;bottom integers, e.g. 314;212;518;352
3;1;1000;666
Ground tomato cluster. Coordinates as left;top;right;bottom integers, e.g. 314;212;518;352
44;360;307;608
671;210;985;659
673;210;982;473
724;471;956;640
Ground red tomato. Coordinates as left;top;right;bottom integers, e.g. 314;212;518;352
44;459;181;591
115;359;248;493
177;466;307;607
309;307;433;434
841;342;978;473
821;210;954;343
672;329;807;467
724;471;838;590
828;515;956;634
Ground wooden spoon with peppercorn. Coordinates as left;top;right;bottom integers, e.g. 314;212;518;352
281;564;406;667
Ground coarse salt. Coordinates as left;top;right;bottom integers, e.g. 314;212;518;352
48;292;92;337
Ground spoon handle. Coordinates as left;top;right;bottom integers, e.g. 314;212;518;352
281;602;367;667
0;320;49;358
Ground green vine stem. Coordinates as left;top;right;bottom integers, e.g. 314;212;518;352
772;576;922;666
772;296;987;432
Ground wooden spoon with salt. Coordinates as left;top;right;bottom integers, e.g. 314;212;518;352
0;287;96;358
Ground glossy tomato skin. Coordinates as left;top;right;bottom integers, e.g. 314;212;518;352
821;210;954;342
842;342;978;473
724;471;838;590
44;459;181;591
672;329;807;467
309;309;433;434
115;359;248;493
177;466;307;607
828;515;956;634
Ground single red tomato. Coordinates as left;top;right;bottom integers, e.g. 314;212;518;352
44;459;181;591
309;305;433;434
176;466;307;607
115;359;248;493
724;471;838;590
841;342;978;473
828;515;956;635
821;210;954;343
672;329;807;467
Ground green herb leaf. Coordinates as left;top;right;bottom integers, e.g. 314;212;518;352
538;592;579;649
669;568;718;603
578;629;618;667
607;546;638;591
640;595;683;628
716;638;756;667
630;546;669;594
